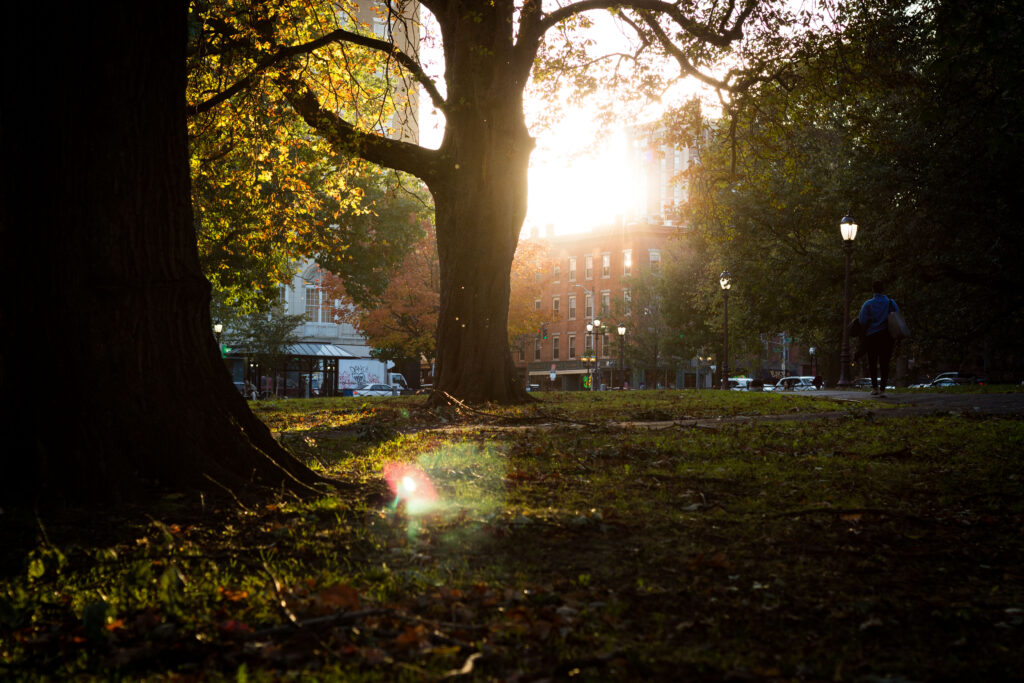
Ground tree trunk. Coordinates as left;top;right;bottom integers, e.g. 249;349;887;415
1;3;319;505
428;0;535;404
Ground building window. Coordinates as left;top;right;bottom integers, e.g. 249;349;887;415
649;249;661;271
601;290;610;317
534;339;542;361
601;253;610;278
585;292;593;319
305;285;327;323
623;288;631;315
518;345;525;361
623;249;632;276
552;295;560;315
552;335;560;360
534;298;541;311
568;257;577;281
568;295;576;320
585;254;593;280
553;264;561;282
568;334;576;359
585;333;594;355
602;333;611;357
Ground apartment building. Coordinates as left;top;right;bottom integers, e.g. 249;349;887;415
515;221;683;390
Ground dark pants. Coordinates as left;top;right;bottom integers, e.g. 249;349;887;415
864;331;894;390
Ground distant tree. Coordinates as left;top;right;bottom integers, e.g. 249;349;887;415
227;308;307;396
326;220;439;365
676;0;1024;380
507;238;549;348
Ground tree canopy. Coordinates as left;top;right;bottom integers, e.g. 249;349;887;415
675;0;1024;380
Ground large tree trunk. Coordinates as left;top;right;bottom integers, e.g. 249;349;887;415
1;3;319;505
428;0;535;404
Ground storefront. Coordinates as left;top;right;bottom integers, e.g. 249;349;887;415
226;343;357;399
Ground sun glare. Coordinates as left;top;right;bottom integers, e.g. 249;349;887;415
525;125;633;236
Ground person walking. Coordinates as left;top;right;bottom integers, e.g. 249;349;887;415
858;280;898;397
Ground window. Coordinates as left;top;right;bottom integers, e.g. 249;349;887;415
553;264;561;282
623;249;632;276
585;254;593;279
623;288;631;315
305;285;327;323
534;298;541;311
585;333;594;355
552;295;560;315
568;334;577;359
649;249;661;271
568;257;577;281
518;346;525;361
568;295;576;320
552;335;560;360
534;339;542;361
602;333;611;357
585;292;593;319
601;290;610;317
601;253;610;278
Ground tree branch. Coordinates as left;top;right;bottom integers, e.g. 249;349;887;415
526;0;752;49
278;74;440;185
190;22;447;118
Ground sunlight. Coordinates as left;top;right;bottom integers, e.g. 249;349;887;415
525;124;634;235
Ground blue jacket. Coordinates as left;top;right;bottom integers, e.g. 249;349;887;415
859;294;897;337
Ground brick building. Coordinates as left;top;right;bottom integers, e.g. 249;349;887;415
515;221;685;390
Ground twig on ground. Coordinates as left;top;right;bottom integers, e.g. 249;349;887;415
202;474;254;513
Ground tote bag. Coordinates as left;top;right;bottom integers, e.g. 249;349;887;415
887;299;910;340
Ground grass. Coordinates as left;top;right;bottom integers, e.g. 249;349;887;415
3;391;1023;680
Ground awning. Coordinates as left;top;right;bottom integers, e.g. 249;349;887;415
286;343;358;358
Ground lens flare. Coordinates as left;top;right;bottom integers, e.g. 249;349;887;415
383;462;438;515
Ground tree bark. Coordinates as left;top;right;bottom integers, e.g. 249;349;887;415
1;3;320;505
422;1;538;404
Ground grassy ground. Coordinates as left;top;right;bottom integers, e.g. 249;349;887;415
3;391;1023;680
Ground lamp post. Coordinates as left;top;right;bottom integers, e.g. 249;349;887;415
586;318;605;390
838;215;858;388
617;323;627;389
809;346;817;378
213;323;223;357
719;271;732;390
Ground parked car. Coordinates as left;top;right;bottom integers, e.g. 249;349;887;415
768;376;819;392
910;377;961;389
351;383;399;396
729;376;761;393
525;383;541;392
910;372;985;388
853;378;895;390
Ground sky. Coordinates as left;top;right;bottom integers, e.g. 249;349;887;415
415;6;711;236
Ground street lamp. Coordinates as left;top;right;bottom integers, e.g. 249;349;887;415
586;318;605;391
719;271;732;390
617;323;627;389
809;346;817;378
838;215;858;388
213;323;223;357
